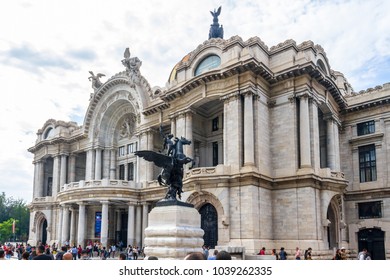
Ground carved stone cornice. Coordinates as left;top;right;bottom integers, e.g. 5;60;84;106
137;127;157;136
220;91;241;103
267;100;276;108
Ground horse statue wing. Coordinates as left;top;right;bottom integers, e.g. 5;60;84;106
134;150;172;169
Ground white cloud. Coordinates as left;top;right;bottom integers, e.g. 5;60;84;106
0;0;389;202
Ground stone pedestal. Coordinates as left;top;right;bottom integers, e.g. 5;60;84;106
144;200;204;259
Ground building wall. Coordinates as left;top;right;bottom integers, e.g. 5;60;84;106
27;36;390;259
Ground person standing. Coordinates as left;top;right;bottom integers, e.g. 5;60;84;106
258;247;266;255
133;247;138;260
45;248;54;260
71;246;78;260
279;247;287;260
333;249;342;260
340;247;347;260
126;245;133;260
0;249;6;260
271;249;279;260
304;248;312;260
207;250;218;260
358;248;371;260
295;247;301;260
202;245;209;259
110;244;116;258
32;245;53;260
77;245;82;259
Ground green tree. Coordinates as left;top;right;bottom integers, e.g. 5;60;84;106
0;192;30;242
0;218;18;243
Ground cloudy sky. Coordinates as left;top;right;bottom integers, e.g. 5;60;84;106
1;0;389;202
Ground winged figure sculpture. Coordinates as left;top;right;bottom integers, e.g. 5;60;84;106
88;71;105;90
135;136;193;200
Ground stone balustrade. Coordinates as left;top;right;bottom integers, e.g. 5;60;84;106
60;179;140;192
185;165;231;179
33;196;54;203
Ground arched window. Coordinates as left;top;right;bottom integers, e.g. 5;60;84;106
317;59;328;75
195;55;221;76
43;127;54;139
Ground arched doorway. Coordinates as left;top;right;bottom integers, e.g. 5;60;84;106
199;203;218;248
41;219;47;245
327;204;338;249
34;212;48;245
358;228;385;260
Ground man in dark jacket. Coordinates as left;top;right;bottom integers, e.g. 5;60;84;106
33;245;52;260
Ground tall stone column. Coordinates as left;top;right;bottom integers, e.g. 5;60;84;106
109;149;116;179
77;202;86;247
69;207;76;246
185;111;194;160
327;118;336;170
136;155;140;188
38;160;45;197
61;205;70;245
222;93;242;170
124;163;129;181
95;148;102;180
127;203;135;246
311;100;321;171
334;121;341;171
85;149;94;181
60;154;67;187
142;204;149;248
57;206;63;246
69;154;76;183
135;204;142;247
32;161;38;199
175;113;186;139
170;115;177;136
299;94;312;168
52;155;60;197
243;91;255;166
100;201;109;247
340;195;348;246
33;160;43;198
102;149;110;179
116;210;122;233
146;131;154;181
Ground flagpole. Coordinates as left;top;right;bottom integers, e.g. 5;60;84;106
12;219;16;242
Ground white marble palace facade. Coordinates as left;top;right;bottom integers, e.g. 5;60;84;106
27;35;390;259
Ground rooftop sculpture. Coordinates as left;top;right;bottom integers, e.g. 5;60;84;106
88;71;105;91
209;6;224;39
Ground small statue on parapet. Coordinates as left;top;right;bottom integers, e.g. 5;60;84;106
135;126;193;201
121;47;142;83
209;6;224;39
88;71;105;91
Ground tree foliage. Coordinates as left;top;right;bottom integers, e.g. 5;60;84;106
0;218;17;242
0;192;29;243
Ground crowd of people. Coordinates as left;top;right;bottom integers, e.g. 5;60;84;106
0;240;145;260
256;246;372;260
0;241;234;260
0;241;373;260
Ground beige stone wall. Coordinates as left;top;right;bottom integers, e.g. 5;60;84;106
270;98;298;177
